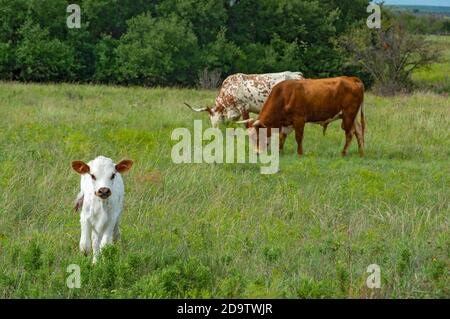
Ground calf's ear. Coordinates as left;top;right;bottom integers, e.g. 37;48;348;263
72;161;90;174
116;160;133;173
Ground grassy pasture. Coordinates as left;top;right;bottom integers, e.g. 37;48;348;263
0;82;448;298
412;35;450;94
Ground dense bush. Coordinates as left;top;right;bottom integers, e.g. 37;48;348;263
2;0;439;91
395;12;450;35
0;0;375;86
340;20;441;96
16;21;76;82
115;14;200;86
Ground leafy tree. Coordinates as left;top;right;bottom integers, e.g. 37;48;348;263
156;0;228;46
65;27;96;81
321;0;370;34
0;43;14;79
0;0;380;86
93;35;119;83
83;0;156;38
202;28;245;75
115;13;199;86
16;20;76;82
26;0;69;39
0;0;28;78
340;21;441;95
0;0;29;44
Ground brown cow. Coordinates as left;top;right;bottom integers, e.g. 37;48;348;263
240;76;365;157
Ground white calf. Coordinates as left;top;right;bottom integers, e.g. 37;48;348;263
71;156;133;263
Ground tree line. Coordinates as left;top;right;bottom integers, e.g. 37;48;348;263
0;0;373;86
0;0;442;94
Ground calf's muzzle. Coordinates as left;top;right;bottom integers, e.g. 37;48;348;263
96;187;112;199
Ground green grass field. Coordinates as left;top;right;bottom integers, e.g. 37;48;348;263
0;82;448;298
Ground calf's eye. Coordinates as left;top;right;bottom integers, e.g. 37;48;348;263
111;173;116;180
90;174;96;180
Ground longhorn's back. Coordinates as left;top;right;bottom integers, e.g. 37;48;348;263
215;71;304;119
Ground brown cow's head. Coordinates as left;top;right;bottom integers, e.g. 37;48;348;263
237;119;271;154
184;102;225;128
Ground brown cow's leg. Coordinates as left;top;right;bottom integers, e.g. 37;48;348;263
279;132;287;151
354;121;364;157
293;120;305;156
341;115;356;156
342;131;353;156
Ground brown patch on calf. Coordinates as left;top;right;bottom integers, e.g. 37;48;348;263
115;160;134;173
72;161;90;174
74;195;84;212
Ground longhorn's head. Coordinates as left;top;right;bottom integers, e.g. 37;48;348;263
184;102;225;128
236;119;272;154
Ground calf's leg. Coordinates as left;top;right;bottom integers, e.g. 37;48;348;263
113;221;120;243
79;219;91;256
91;230;100;264
100;222;115;250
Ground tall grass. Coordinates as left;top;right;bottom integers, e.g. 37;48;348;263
0;82;448;298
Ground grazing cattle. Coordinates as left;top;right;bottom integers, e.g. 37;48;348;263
72;156;133;263
240;76;365;156
184;71;304;127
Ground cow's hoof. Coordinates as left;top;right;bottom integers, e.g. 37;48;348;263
80;243;91;256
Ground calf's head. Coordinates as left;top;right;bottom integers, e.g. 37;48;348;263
72;156;133;199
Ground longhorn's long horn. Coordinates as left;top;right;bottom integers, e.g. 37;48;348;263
235;119;252;124
184;102;209;112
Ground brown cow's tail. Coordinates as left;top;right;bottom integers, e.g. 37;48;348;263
360;101;365;144
358;78;365;145
322;123;329;136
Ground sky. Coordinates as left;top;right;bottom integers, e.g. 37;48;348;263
382;0;450;6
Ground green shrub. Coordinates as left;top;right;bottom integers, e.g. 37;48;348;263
116;13;200;86
16;21;76;82
128;258;213;298
23;240;42;272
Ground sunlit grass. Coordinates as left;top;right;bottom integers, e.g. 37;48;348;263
0;82;448;298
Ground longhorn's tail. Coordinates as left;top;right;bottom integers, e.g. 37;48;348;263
74;191;84;212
